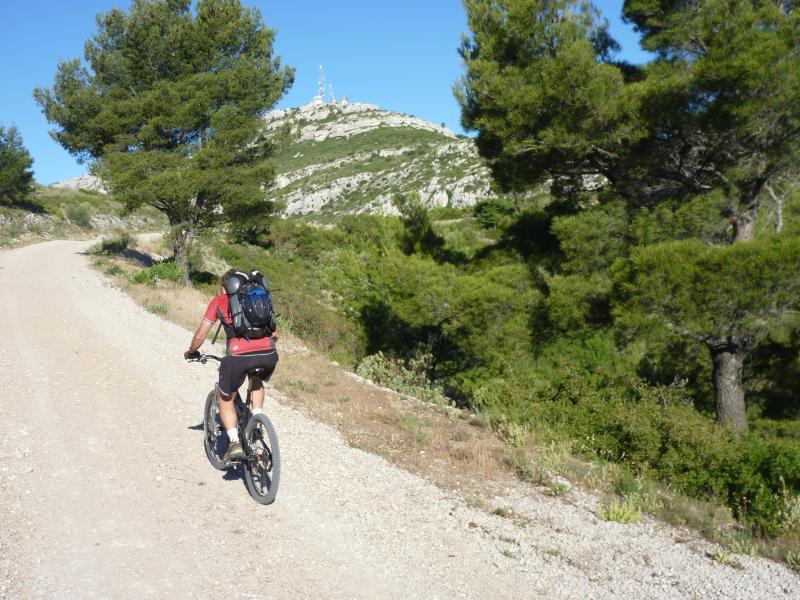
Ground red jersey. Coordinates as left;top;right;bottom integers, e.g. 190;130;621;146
203;294;274;356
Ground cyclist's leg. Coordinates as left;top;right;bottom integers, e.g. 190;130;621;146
249;352;278;411
217;356;250;433
249;377;264;410
217;387;238;432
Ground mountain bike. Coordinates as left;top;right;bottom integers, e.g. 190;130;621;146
190;354;280;505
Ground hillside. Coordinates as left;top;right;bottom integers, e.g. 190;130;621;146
0;185;163;247
263;100;495;218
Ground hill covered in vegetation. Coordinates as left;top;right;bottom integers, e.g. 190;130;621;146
263;100;496;218
0;185;163;247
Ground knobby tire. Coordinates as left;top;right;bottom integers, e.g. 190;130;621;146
243;413;280;505
203;389;228;470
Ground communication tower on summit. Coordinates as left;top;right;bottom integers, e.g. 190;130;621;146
312;65;326;105
312;66;340;105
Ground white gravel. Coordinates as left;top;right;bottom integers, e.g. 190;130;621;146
0;240;797;599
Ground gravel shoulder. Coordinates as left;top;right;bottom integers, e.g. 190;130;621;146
0;240;797;599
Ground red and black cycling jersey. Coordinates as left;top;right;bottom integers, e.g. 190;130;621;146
203;294;274;356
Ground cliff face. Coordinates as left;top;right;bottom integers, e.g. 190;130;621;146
265;101;495;218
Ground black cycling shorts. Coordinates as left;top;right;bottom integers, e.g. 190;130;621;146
218;351;278;396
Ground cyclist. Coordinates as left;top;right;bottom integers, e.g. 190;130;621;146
185;269;279;462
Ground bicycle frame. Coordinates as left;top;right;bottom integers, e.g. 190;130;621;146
197;355;263;461
190;353;281;504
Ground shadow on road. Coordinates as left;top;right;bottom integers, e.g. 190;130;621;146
188;421;248;491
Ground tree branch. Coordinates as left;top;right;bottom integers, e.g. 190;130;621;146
765;183;784;233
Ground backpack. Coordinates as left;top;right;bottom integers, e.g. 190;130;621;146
220;270;277;339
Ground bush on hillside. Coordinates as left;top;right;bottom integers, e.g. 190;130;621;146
472;365;800;534
133;260;184;287
356;350;447;405
65;202;93;228
98;230;133;255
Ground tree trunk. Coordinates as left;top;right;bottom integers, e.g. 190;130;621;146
172;226;196;287
707;341;748;433
733;206;757;242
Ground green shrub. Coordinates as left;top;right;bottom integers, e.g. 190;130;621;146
133;261;184;287
598;499;642;524
710;548;737;567
788;550;800;572
3;222;25;239
470;360;800;534
65;202;93;228
546;481;571;496
728;533;760;557
399;412;431;446
356;350;447;405
147;302;168;314
99;231;133;255
203;214;800;538
473;198;515;229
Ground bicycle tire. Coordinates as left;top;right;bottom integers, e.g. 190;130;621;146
203;389;229;470
243;413;280;505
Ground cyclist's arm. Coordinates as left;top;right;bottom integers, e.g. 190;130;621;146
187;318;213;355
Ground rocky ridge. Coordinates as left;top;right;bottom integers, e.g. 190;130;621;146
266;100;496;217
50;174;107;194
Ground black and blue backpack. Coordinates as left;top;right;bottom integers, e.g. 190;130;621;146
220;270;277;339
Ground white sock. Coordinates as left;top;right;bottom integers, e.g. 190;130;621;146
251;408;264;416
226;428;239;443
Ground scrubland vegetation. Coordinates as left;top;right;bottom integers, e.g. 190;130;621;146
211;194;800;544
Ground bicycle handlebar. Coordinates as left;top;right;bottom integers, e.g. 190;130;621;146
186;353;223;364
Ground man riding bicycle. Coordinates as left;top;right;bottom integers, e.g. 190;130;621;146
184;269;279;462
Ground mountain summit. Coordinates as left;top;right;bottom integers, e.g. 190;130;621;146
265;100;495;218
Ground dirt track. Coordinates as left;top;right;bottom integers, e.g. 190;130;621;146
0;240;797;599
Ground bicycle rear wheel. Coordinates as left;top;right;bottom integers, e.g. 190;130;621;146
243;414;280;504
203;389;229;470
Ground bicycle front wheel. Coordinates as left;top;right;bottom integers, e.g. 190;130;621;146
203;389;229;470
243;414;280;505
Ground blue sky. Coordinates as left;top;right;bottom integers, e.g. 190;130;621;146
1;1;651;184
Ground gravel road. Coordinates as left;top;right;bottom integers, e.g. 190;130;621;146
0;240;797;599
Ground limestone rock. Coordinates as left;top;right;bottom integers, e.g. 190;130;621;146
49;175;107;194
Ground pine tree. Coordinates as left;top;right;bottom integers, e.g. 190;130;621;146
457;0;800;430
0;124;34;206
35;0;294;285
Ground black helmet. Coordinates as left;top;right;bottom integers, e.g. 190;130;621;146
221;269;249;294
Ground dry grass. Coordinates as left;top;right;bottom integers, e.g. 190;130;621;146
126;282;209;333
272;350;514;495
